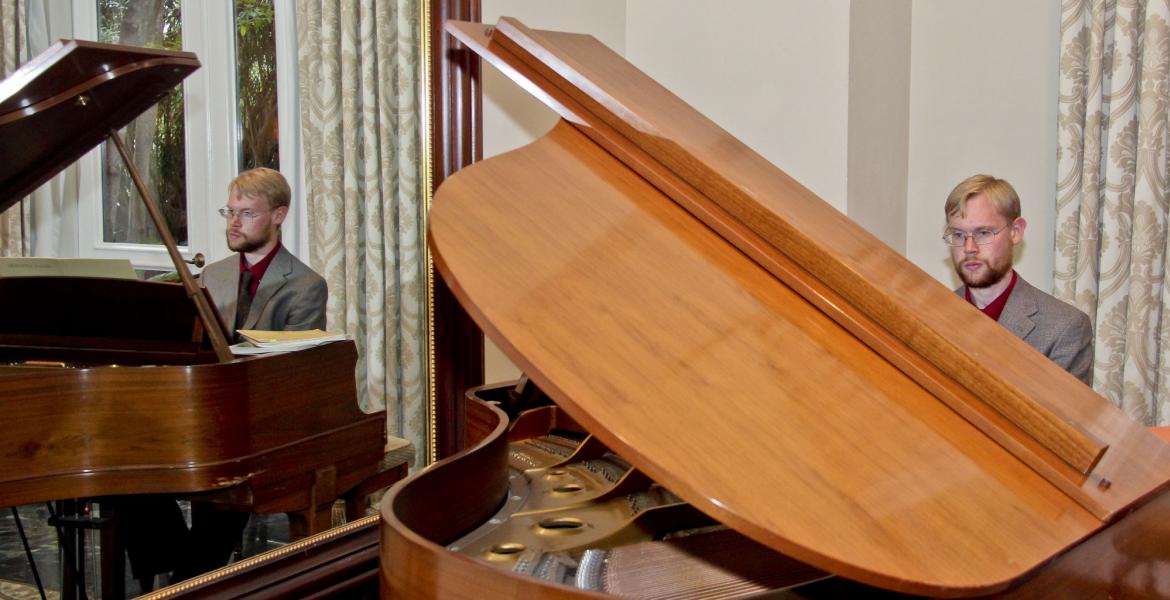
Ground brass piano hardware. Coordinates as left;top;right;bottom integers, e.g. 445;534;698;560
485;542;526;560
74;94;89;106
20;360;66;368
533;517;586;536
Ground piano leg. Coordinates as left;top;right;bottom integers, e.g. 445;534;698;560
288;466;338;539
50;500;125;600
98;503;126;599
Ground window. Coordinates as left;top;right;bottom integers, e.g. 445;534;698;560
96;0;187;247
73;0;300;269
236;0;280;172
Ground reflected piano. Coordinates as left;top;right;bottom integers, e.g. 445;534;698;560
380;18;1170;599
0;40;387;598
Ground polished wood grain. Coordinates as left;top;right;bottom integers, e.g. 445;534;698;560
485;17;1110;474
428;117;1122;595
443;21;1114;521
380;395;607;599
441;20;1170;514
0;40;234;362
410;16;1170;597
997;487;1170;599
0;341;384;509
0;39;198;211
143;516;383;600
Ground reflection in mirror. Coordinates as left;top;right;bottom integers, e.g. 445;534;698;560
0;0;441;596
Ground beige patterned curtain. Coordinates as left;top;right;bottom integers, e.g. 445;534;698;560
0;0;29;257
1056;0;1170;424
297;1;425;460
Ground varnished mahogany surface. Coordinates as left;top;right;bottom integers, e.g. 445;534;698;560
0;39;198;211
382;389;1170;599
381;396;606;599
0;277;221;365
0;341;384;508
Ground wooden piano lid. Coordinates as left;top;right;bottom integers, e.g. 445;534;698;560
429;18;1170;596
0;39;199;212
0;40;235;361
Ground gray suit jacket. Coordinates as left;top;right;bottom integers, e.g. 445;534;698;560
957;276;1094;385
201;246;327;333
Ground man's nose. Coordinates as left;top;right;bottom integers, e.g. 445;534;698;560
963;235;979;252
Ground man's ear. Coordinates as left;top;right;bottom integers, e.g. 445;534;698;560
1010;216;1027;243
272;205;289;226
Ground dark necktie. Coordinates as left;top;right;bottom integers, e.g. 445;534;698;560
234;269;255;338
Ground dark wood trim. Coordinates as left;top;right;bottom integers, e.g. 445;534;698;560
430;0;484;460
140;517;381;600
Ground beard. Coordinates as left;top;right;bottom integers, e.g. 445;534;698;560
955;253;1013;289
227;228;272;254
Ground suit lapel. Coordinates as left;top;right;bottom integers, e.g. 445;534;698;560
244;248;292;329
998;279;1037;340
204;259;238;326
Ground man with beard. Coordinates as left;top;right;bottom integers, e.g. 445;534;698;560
124;168;327;592
202;167;327;339
943;174;1093;385
179;167;328;576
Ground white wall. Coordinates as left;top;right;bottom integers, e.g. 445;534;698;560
476;1;1062;381
847;0;911;253
480;0;627;381
625;0;851;210
906;0;1061;291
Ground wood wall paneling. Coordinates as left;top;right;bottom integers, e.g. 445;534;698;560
431;0;484;460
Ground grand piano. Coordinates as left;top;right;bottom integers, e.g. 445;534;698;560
380;18;1170;599
0;40;389;598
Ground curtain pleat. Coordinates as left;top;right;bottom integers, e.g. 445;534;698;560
297;0;425;463
0;0;29;257
1056;0;1170;424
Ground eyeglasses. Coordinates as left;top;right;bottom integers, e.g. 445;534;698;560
942;225;1009;247
218;207;266;222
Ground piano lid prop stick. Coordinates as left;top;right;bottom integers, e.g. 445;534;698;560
108;129;233;363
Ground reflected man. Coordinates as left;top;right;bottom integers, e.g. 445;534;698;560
202;166;327;337
178;167;329;578
126;168;328;592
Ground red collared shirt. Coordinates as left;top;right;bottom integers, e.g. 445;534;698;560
964;270;1017;322
239;242;282;296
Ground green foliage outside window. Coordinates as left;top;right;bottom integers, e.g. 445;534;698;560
236;0;279;172
95;0;279;247
98;0;186;245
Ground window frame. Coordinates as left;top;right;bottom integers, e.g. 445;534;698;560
71;0;302;270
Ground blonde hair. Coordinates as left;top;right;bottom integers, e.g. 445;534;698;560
944;174;1020;221
229;167;290;210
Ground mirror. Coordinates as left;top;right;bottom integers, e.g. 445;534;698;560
0;1;451;598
